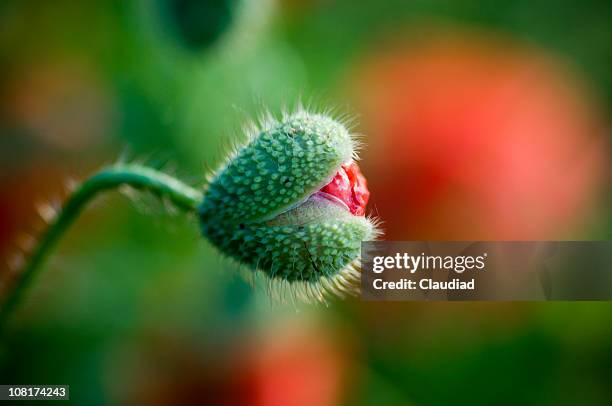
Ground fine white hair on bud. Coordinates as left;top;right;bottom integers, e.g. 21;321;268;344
199;109;381;302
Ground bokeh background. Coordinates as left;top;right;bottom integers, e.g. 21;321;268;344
1;0;611;404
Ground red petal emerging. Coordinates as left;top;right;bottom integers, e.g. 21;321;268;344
319;162;370;216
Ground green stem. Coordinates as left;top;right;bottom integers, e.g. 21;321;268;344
0;164;203;328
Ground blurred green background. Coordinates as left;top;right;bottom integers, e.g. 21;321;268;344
0;0;611;404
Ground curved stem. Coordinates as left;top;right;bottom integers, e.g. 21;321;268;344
0;164;203;328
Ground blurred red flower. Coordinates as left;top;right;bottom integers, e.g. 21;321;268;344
240;320;346;406
352;33;608;239
106;320;347;406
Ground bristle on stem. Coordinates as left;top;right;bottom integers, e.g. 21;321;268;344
0;164;203;328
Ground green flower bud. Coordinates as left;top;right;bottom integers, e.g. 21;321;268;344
199;111;380;300
165;0;237;51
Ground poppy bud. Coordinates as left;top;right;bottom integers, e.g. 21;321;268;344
199;111;380;300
